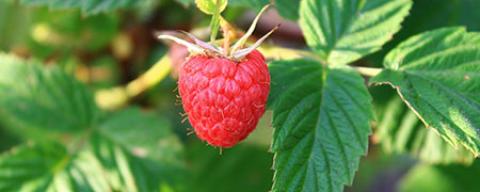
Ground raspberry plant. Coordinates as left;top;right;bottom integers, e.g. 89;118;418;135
0;0;479;192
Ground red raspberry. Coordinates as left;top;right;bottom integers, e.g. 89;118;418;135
178;50;270;147
157;5;276;147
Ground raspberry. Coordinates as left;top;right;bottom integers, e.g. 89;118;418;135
178;50;270;147
157;5;276;147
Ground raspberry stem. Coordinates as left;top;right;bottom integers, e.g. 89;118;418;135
221;19;231;56
208;0;223;43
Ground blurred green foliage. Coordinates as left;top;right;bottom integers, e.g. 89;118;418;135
186;140;273;192
0;0;479;192
401;160;480;192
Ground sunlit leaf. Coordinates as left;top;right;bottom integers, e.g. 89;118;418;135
367;0;480;67
194;0;228;15
269;59;373;192
371;27;480;156
299;0;412;65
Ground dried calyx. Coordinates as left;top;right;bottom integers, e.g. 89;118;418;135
156;5;278;61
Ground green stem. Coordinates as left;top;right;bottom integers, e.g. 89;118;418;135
209;0;222;43
354;66;382;77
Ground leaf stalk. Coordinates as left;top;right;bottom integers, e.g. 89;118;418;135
354;66;382;77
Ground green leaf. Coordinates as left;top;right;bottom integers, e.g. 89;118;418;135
0;108;185;191
176;0;194;7
275;0;300;20
0;54;98;137
187;141;273;192
194;0;228;15
0;140;172;191
370;27;480;156
96;108;186;191
229;0;269;11
269;59;373;192
376;97;474;164
0;142;69;191
20;0;137;15
400;160;480;192
194;0;228;41
299;0;412;66
98;107;183;165
366;0;480;67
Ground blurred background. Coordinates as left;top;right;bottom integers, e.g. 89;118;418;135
0;0;479;191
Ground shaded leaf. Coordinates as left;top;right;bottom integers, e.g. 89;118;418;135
371;27;480;156
0;107;186;192
187;141;273;192
376;97;474;164
20;0;137;15
29;10;120;52
400;160;480;192
299;0;412;65
269;59;373;192
275;0;300;20
0;139;175;192
229;0;269;11
0;54;98;137
175;0;193;7
98;107;184;165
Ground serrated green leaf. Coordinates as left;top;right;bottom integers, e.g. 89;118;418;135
275;0;300;20
370;27;480;157
366;0;480;67
269;59;373;192
95;108;186;191
0;54;98;137
20;0;136;15
0;140;173;192
299;0;412;66
400;160;480;192
0;53;185;191
376;97;474;164
98;107;183;165
0;143;67;191
0;108;185;191
195;0;227;15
